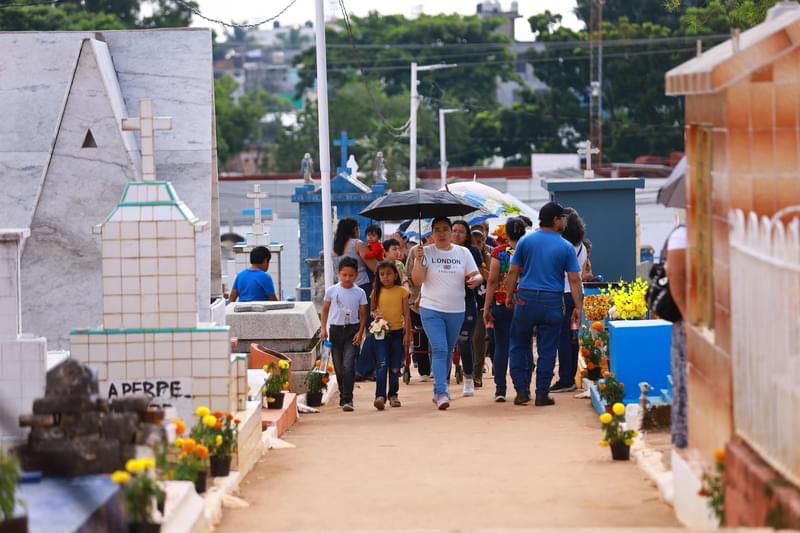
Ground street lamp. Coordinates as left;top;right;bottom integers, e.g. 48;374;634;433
438;108;465;189
409;62;457;190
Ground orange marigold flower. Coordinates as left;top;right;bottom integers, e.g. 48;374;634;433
322;376;330;384
580;347;590;358
174;418;187;436
215;421;223;430
226;413;234;421
587;362;596;370
594;339;603;348
714;449;726;464
591;321;605;332
214;411;224;419
234;419;241;425
195;444;209;460
182;438;196;454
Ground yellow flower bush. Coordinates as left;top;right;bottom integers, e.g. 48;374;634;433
612;403;626;416
216;435;223;447
111;470;131;485
278;359;290;370
599;404;637;449
202;414;218;428
603;278;649;320
599;413;613;425
115;457;165;524
195;406;210;418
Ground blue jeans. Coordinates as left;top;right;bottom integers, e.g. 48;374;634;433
491;303;513;396
420;307;464;398
556;292;579;387
508;290;564;397
375;330;404;399
355;282;375;378
456;299;477;379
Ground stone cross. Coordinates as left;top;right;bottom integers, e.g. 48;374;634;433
246;184;269;246
333;131;358;176
577;140;600;179
301;153;314;184
121;98;173;182
375;151;387;183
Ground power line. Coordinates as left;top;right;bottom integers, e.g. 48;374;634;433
0;0;67;8
172;0;298;29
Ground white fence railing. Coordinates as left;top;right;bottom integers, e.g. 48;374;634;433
729;209;800;486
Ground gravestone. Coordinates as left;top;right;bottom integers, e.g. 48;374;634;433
68;97;247;420
0;30;221;349
292;133;389;301
0;229;47;452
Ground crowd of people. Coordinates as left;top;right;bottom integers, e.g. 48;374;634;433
319;201;598;412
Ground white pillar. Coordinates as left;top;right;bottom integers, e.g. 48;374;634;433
439;109;447;189
315;0;334;288
409;62;418;191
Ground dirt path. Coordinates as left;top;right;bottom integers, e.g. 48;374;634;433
218;375;681;531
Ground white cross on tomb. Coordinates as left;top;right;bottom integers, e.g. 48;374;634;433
121;98;173;182
577;140;600;179
246;184;269;246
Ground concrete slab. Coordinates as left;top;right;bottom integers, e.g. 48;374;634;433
260;392;297;436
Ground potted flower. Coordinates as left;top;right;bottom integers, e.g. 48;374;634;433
173;436;209;494
191;410;240;478
368;317;390;340
0;453;26;533
262;360;290;409
305;360;334;407
599;402;638;461
579;321;608;381
598;371;625;412
111;458;166;533
583;294;612;322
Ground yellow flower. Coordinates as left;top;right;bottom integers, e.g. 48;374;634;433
203;414;218;428
216;435;223;447
282;382;290;390
278;360;290;369
262;364;270;373
141;458;156;470
625;438;634;446
195;406;210;418
175;438;185;449
632;431;640;438
612;403;626;416
125;459;144;475
111;470;131;485
599;440;609;447
599;413;613;425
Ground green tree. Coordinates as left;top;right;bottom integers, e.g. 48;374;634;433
0;0;196;30
215;76;274;166
292;12;516;108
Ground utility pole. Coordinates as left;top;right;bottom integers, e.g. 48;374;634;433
438;108;464;189
409;62;457;190
589;0;605;171
315;0;334;288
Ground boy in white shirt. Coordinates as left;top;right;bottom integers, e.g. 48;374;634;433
320;257;368;411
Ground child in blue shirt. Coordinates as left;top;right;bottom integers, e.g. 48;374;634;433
229;246;278;302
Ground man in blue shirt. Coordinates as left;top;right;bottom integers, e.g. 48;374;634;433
229;246;278;302
504;202;582;406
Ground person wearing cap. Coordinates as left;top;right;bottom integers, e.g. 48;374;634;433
503;202;583;407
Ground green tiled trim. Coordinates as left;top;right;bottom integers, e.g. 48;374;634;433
71;326;230;335
118;201;177;207
127;181;170;186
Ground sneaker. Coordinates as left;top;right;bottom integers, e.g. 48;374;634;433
550;383;577;393
374;397;385;410
389;397;401;408
419;375;430;383
463;377;475;397
436;395;450;410
342;403;354;412
474;376;483;388
535;395;556;407
494;394;506;403
513;393;531;405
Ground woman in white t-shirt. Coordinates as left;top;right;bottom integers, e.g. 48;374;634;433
411;217;482;410
552;208;588;393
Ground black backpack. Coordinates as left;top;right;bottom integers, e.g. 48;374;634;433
646;226;684;323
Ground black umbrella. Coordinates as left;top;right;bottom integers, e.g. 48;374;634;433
657;156;687;208
360;189;481;221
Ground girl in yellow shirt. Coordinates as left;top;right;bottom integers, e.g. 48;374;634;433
371;261;412;410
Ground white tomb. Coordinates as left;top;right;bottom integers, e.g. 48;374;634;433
69;99;246;420
0;230;47;452
0;30;221;349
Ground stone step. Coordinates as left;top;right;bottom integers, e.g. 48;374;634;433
260;392;297;437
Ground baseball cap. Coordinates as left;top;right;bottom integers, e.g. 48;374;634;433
538;202;568;225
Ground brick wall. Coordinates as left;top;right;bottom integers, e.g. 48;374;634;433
726;437;800;528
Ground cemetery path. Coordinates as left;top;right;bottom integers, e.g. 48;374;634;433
218;377;681;531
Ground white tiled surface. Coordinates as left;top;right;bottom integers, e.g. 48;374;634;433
0;236;22;338
0;337;46;451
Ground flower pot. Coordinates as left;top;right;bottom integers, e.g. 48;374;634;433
588;367;602;381
264;392;285;410
128;523;161;533
210;455;232;477
306;391;323;407
0;516;28;533
194;470;208;494
610;441;631;461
